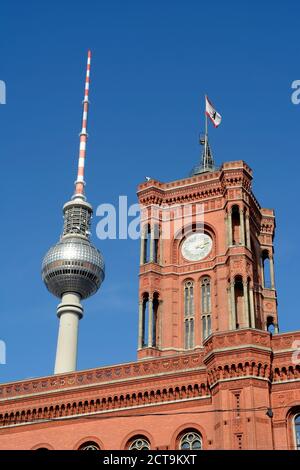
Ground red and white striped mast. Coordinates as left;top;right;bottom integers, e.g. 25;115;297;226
73;50;91;200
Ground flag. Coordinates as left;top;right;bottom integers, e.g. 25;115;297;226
205;95;222;128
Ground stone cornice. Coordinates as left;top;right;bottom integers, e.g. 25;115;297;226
137;161;255;207
203;344;272;363
203;329;272;355
272;379;300;387
271;331;300;351
0;367;207;404
209;375;270;390
139;249;254;278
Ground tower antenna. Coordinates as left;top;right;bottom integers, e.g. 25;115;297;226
73;50;92;199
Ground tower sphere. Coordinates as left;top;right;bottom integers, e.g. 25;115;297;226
42;236;105;300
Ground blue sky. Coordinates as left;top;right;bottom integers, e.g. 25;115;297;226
1;0;300;383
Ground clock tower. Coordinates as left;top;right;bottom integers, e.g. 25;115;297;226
137;142;278;359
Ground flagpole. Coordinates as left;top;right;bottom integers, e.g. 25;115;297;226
204;95;208;170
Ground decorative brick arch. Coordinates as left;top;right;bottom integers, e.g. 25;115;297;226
233;273;245;282
152;289;161;299
169;422;208;450
120;429;155;450
182;276;196;286
73;435;103;450
285;404;300;450
197;273;211;282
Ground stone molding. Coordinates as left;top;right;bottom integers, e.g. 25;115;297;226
0;384;210;429
0;352;204;400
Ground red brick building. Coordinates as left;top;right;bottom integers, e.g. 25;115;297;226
0;159;300;450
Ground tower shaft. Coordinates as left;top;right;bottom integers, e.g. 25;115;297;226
54;293;83;374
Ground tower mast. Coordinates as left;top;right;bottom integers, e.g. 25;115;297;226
74;50;91;200
42;51;105;374
204;103;208;167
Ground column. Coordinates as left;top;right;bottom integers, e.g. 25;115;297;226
249;287;255;328
261;257;265;288
148;296;154;347
138;300;144;349
270;256;275;289
225;214;229;247
245;212;251;249
149;225;155;263
230;281;236;330
156;300;161;348
227;208;233;246
227;287;232;330
140;225;145;265
243;281;250;328
274;323;279;334
159;231;163;266
153;223;159;263
54;292;83;374
240;208;245;246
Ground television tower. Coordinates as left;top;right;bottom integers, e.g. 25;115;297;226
42;51;105;374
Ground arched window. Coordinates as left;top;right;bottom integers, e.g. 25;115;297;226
184;281;194;316
294;414;300;450
262;250;271;288
179;431;202;450
201;277;211;339
234;276;244;329
143;224;151;263
231;205;241;245
153;223;160;264
153;292;159;347
142;293;149;347
184;281;194;349
267;316;275;334
128;437;150;450
141;223;160;265
79;441;100;450
140;292;159;348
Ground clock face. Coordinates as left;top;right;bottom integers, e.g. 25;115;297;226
181;233;212;262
